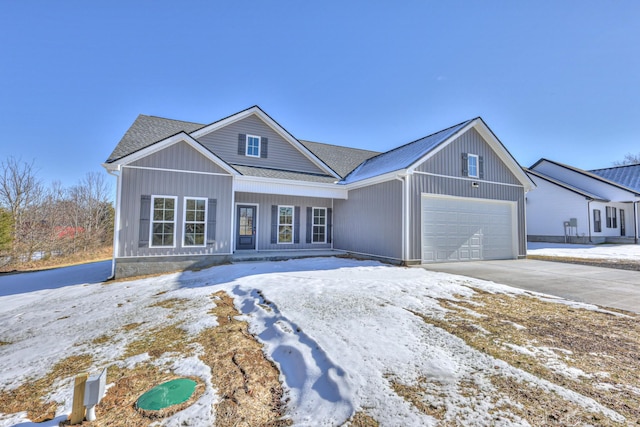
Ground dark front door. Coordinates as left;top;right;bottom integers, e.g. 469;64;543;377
620;209;626;236
236;205;256;250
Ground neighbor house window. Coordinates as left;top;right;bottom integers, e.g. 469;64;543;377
151;196;176;247
278;205;294;243
246;135;260;157
593;209;602;232
606;206;617;228
468;154;479;178
184;197;207;246
312;207;326;243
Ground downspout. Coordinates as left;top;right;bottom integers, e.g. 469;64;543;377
331;198;334;250
635;200;639;244
106;165;122;280
587;199;592;243
395;173;411;264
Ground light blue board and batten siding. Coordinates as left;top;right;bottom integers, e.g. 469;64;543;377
409;128;527;259
196;115;327;175
235;192;333;251
118;167;233;257
332;180;403;260
129;141;230;174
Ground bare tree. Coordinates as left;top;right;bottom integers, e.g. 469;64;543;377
0;157;45;260
613;153;640;166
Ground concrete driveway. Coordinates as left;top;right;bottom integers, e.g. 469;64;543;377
421;259;640;314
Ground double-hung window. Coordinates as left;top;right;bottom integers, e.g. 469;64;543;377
593;209;602;232
467;154;479;178
151;196;176;247
246;135;260;157
184;197;207;246
606;206;617;228
278;206;294;243
312;208;327;243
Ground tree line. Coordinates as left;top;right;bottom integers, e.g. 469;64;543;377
0;157;113;270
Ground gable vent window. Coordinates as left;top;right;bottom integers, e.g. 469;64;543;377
246;135;260;157
462;153;484;179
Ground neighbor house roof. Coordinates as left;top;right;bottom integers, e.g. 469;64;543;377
525;169;609;202
590;164;640;193
341;119;475;184
531;158;640;196
299;140;380;178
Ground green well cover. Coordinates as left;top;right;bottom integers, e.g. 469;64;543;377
136;378;197;411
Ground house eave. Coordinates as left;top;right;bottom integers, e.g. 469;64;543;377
235;175;348;199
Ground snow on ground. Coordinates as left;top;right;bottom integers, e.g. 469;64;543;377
0;257;628;426
527;242;640;261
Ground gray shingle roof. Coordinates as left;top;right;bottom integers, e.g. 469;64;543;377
106;115;205;163
590;164;640;193
341;118;474;184
299;140;380;178
231;165;337;183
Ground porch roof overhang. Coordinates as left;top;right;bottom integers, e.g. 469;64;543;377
234;175;348;199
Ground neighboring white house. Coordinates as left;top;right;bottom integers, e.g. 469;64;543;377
526;159;640;244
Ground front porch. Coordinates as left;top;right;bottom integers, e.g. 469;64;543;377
231;249;344;263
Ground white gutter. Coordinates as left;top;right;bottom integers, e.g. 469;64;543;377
104;164;122;279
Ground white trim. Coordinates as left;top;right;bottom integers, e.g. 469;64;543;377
182;196;208;248
467;153;479;178
311;207;327;244
230;180;236;251
343;170;402;191
105;132;238;176
412;170;525;188
190;106;341;179
235;175;347;199
277;205;295;244
404;174;410;260
234;203;259;251
150;195;178;248
122;165;232;177
245;134;261;158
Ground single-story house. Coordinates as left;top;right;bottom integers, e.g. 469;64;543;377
526;159;640;244
103;106;535;278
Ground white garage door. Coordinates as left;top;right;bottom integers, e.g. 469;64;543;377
421;195;517;262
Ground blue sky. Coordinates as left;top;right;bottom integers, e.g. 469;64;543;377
1;1;639;189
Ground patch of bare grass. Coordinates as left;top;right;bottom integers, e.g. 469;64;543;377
0;354;93;423
389;377;447;421
528;255;640;271
123;324;191;359
343;411;380;426
148;297;189;310
412;289;640;424
197;290;291;427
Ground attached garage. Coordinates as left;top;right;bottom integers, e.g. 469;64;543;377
421;194;517;262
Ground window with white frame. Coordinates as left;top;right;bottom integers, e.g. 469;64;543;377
593;209;602;232
151;196;176;247
468;154;479;178
312;207;326;243
246;135;260;157
278;206;294;243
606;206;617;228
184;197;207;246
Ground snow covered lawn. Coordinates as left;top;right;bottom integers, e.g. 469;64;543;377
528;242;640;262
1;258;638;426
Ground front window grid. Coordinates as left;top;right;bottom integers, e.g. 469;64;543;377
278;205;294;244
184;197;207;246
468;154;479;178
246;135;260;157
151;196;176;247
312;207;326;243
